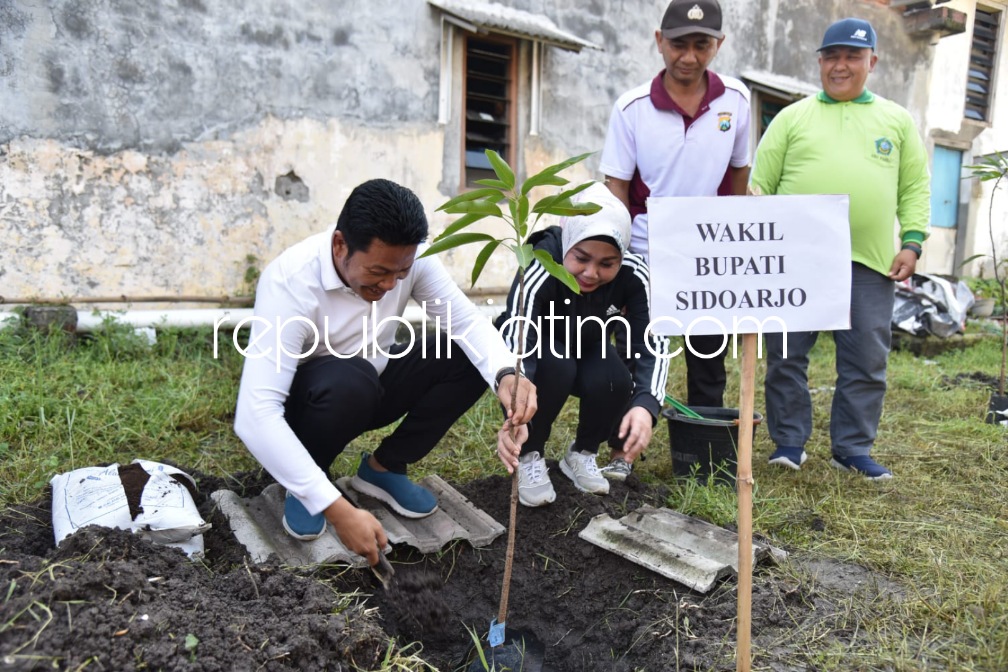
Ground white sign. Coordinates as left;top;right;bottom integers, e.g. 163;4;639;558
646;194;852;336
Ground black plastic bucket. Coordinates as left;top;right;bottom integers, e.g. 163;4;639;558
662;406;763;485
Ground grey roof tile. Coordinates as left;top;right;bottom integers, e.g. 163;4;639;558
211;476;505;567
579;506;787;593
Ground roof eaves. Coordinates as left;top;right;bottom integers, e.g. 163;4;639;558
429;0;601;52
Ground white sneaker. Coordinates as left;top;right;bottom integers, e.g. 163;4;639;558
559;443;609;495
517;451;556;507
600;457;633;482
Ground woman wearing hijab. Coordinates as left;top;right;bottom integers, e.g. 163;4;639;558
496;183;670;506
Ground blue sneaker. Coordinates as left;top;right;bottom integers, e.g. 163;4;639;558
768;446;807;471
350;453;438;519
830;454;892;480
282;492;327;541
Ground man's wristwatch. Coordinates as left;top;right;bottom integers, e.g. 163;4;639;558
494;367;517;391
901;242;922;259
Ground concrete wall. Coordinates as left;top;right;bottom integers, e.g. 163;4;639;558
2;0;1005;303
921;0;1008;279
1;0;450;301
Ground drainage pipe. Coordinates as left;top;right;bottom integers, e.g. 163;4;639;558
1;303;504;334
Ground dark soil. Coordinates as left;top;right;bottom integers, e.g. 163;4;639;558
0;463;891;671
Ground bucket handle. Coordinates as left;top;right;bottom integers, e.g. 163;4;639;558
664;395;705;420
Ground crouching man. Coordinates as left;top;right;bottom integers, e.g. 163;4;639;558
234;179;536;566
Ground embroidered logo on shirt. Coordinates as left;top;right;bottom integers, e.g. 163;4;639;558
874;137;893;156
687;4;704;20
718;111;732;132
606;304;621;317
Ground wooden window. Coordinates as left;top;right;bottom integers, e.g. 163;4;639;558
463;36;515;187
965;7;1001;122
755;91;790;142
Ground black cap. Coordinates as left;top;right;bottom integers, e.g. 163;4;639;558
818;18;877;51
661;0;724;40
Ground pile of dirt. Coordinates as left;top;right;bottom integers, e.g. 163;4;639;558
0;464;885;671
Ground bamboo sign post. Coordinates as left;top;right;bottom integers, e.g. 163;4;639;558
735;332;757;672
420;150;600;662
645;194;852;671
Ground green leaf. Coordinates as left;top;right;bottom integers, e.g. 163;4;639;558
418;232;496;258
184;634;199;652
531;193;561;214
517;195;529;239
959;253;987;267
531;183;601;216
519;152;595;194
471;240;501;287
474;178;510;190
548;201;604;218
516;243;534;270
486;150;516;191
441;200;504;218
434;212;488;240
509;199;519;236
436;188;503;212
533;249;580;293
520;172;568;195
538;151;596;178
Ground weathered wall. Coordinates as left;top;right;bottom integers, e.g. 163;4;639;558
1;0;441;149
917;0;1008;277
1;0;1001;302
1;0;450;300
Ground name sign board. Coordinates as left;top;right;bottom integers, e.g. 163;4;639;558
647;194;852;336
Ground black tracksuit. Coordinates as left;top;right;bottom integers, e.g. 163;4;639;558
495;227;670;456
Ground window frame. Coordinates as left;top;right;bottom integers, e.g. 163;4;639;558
461;33;518;189
965;6;1002;123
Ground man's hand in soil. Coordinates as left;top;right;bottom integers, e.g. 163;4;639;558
325;497;387;566
495;374;537;426
496;418;528;474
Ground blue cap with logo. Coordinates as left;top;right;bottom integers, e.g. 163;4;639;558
818;17;877;51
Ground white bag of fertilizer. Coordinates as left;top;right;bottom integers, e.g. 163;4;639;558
51;459;211;557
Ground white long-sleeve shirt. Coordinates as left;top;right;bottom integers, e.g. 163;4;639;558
233;226;515;515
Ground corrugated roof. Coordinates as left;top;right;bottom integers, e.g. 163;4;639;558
211;477;505;567
580;506;787;593
741;69;820;100
429;0;600;52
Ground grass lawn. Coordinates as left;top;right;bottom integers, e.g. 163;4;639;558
1;316;1005;670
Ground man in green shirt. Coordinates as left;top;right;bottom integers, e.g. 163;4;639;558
749;17;930;479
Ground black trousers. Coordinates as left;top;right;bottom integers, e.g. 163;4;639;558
610;326;726;410
283;333;487;474
521;341;633;457
683;334;729;408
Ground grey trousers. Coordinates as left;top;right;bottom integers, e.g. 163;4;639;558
764;263;894;457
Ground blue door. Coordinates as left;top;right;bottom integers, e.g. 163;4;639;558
931;146;963;229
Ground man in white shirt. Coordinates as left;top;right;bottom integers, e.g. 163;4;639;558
599;0;751;477
234;179;535;566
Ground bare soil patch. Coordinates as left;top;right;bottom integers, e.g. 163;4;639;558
0;463;893;671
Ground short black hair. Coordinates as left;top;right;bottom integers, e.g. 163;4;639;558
336;179;429;256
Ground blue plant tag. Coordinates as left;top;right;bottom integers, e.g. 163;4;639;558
489;618;506;647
